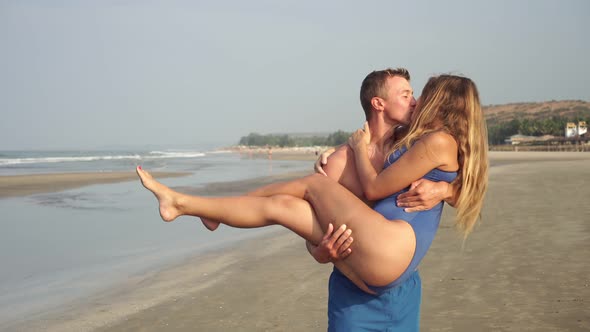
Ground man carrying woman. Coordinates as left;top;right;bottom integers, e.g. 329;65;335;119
137;70;488;331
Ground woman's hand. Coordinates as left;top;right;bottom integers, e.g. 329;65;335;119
348;122;371;152
314;147;336;176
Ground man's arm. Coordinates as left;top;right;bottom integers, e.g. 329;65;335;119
306;223;353;263
316;146;456;211
396;179;457;212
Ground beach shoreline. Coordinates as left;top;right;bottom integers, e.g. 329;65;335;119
2;150;588;200
0;147;321;199
3;151;590;331
0;171;191;199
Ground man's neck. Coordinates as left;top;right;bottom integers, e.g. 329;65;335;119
364;117;398;163
367;117;397;150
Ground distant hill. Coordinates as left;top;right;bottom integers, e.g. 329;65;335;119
238;100;590;147
484;100;590;145
484;100;590;125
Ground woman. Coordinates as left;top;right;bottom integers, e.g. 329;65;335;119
136;74;488;294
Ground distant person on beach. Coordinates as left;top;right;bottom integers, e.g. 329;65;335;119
137;72;489;331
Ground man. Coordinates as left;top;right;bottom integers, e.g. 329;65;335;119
307;68;455;331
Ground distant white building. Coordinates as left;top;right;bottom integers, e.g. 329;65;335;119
566;122;577;137
579;121;587;136
565;121;587;137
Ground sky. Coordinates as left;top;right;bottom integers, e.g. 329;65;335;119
1;0;589;150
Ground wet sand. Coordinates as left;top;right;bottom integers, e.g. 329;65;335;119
7;152;590;331
0;171;190;198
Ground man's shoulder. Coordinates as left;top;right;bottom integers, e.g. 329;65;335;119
324;145;353;180
327;145;351;166
332;144;351;157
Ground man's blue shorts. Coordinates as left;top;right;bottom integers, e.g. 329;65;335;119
327;268;421;332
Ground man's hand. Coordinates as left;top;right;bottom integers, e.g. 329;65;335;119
307;223;353;264
396;179;452;212
314;147;336;176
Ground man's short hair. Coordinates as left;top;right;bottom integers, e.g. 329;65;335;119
360;68;410;120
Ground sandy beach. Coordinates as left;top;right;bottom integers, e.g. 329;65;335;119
0;171;190;199
6;151;590;331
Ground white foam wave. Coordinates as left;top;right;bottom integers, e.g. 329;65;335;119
207;150;233;154
0;156;141;166
147;151;206;159
0;151;205;166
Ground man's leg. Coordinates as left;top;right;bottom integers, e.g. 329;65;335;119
327;270;421;332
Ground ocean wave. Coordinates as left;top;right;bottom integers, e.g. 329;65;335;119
147;151;206;158
0;155;142;166
0;151;206;166
207;150;233;154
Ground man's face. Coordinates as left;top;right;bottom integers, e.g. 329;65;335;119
381;76;416;125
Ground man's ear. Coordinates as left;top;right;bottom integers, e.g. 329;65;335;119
370;97;384;111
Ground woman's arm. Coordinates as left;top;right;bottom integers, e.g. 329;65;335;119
314;146;338;176
349;123;458;201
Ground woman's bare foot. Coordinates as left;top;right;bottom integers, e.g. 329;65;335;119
200;217;220;231
136;166;182;222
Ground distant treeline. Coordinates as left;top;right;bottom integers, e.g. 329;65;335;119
238;131;351;147
240;116;589;147
487;116;588;145
486;104;590;145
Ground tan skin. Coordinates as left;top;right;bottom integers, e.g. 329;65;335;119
308;75;447;262
136;83;461;292
310;136;456;263
139;75;417;292
315;151;455;212
310;89;456;262
135;128;458;289
203;75;449;263
349;122;459;201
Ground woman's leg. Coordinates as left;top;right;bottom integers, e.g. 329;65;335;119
244;173;417;287
198;185;293;232
200;217;220;231
137;167;325;241
136;167;415;286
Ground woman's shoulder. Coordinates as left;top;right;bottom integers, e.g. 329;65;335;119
417;131;459;171
419;130;457;151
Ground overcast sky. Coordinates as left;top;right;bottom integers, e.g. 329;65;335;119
1;0;589;150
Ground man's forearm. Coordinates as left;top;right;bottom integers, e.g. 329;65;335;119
444;182;458;207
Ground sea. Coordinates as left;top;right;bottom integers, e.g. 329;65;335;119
0;146;313;326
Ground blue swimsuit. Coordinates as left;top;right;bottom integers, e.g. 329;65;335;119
328;147;457;331
369;147;458;292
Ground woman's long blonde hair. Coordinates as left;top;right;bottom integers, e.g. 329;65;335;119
392;74;488;237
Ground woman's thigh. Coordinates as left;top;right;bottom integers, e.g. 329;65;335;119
301;175;416;285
